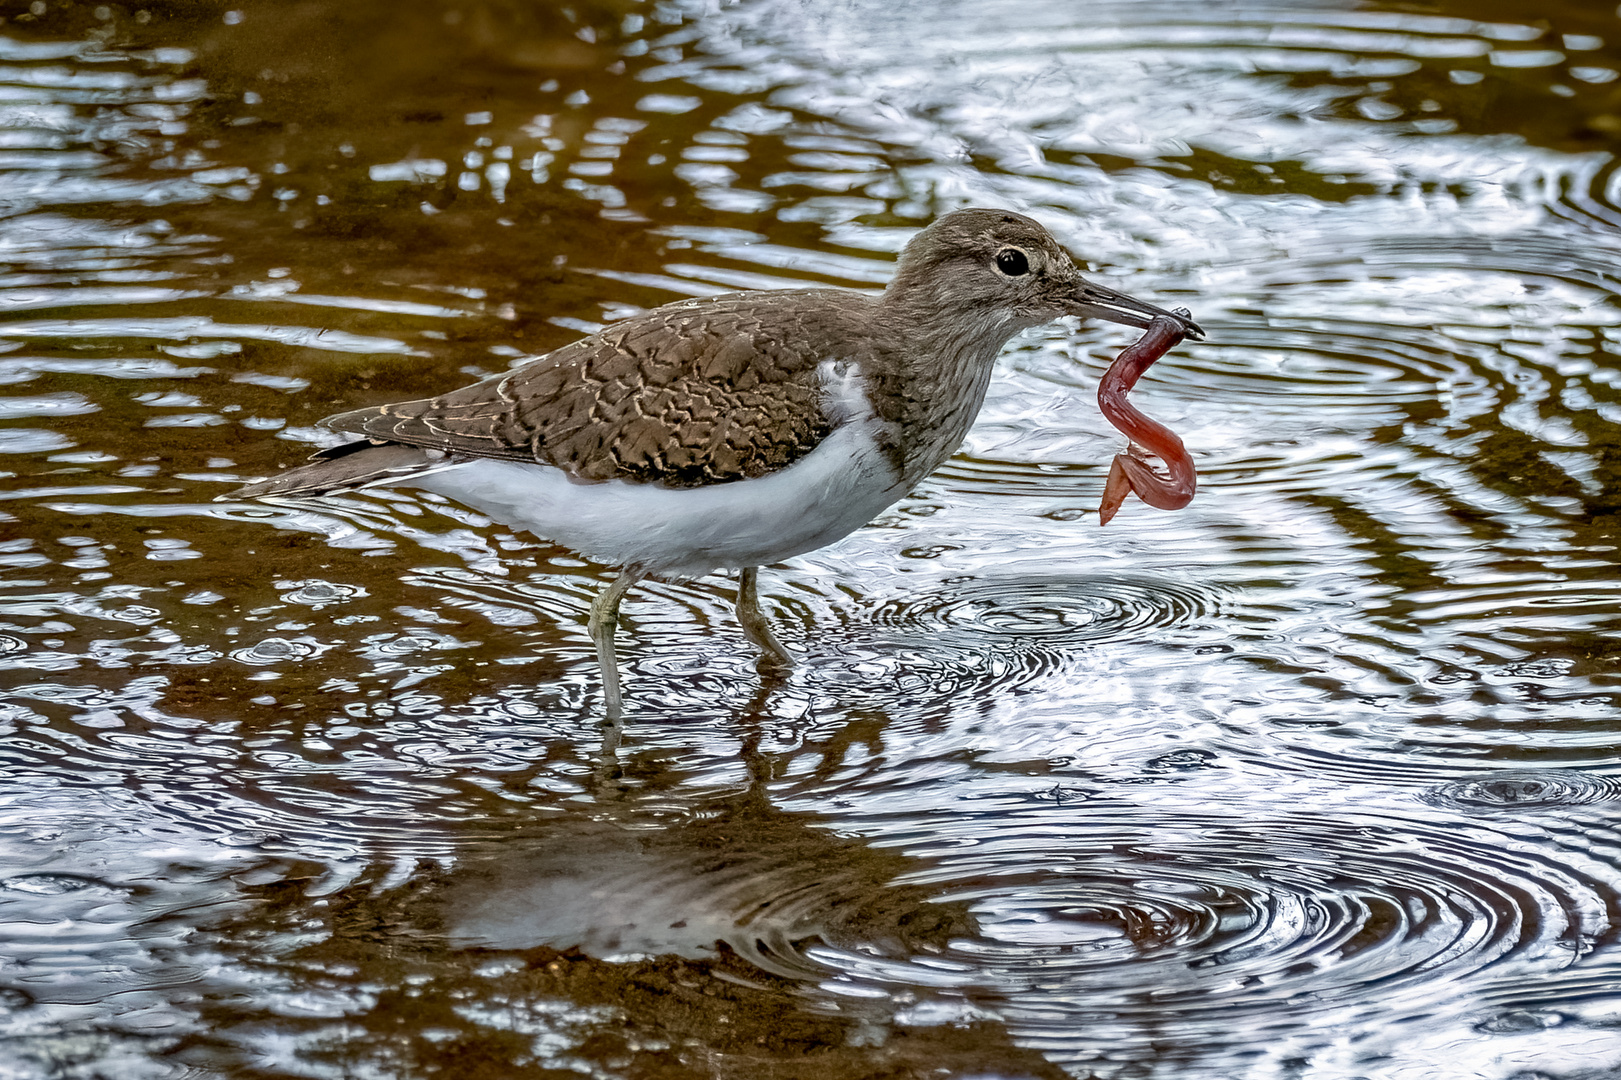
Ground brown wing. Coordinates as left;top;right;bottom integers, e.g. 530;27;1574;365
323;291;872;489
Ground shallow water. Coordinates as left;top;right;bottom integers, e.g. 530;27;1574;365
1;0;1620;1076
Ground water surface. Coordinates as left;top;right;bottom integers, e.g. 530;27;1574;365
2;0;1620;1077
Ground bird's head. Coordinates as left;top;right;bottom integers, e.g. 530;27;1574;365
886;208;1203;340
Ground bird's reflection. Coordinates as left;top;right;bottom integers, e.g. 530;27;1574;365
591;663;790;795
455;685;967;978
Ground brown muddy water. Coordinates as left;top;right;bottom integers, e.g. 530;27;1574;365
1;0;1620;1077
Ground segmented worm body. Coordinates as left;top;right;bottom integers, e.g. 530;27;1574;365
1097;312;1196;525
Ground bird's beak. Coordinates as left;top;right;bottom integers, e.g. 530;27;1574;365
1064;278;1205;341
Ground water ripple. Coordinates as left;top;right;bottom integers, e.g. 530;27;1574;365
802;807;1621;1070
2;0;1621;1076
869;573;1220;647
1423;770;1621;813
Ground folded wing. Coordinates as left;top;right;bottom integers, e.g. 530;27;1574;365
323;292;862;490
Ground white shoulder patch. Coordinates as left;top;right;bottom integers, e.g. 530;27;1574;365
816;358;872;427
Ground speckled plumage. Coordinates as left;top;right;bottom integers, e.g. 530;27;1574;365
324;293;855;488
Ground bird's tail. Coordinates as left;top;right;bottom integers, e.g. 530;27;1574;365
221;441;462;501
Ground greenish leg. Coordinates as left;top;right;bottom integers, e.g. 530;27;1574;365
588;569;642;719
737;566;793;669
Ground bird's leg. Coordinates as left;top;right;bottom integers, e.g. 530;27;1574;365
588;569;643;719
736;566;793;669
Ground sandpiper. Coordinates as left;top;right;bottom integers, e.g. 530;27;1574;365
231;209;1203;715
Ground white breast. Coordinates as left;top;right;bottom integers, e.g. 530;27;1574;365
411;361;904;578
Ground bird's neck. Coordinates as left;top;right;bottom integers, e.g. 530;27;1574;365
867;286;1038;485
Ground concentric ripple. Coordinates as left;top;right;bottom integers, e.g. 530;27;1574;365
803;808;1621;1070
868;574;1221;646
768;572;1233;709
1423;770;1621;813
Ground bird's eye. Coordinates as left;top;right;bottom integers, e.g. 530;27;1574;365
995;248;1030;276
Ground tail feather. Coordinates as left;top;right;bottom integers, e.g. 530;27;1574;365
222;441;463;501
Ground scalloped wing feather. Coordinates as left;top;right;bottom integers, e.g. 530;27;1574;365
323;291;872;489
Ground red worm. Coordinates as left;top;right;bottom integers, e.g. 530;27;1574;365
1097;313;1196;526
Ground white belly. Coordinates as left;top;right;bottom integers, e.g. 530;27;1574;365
412;420;905;579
